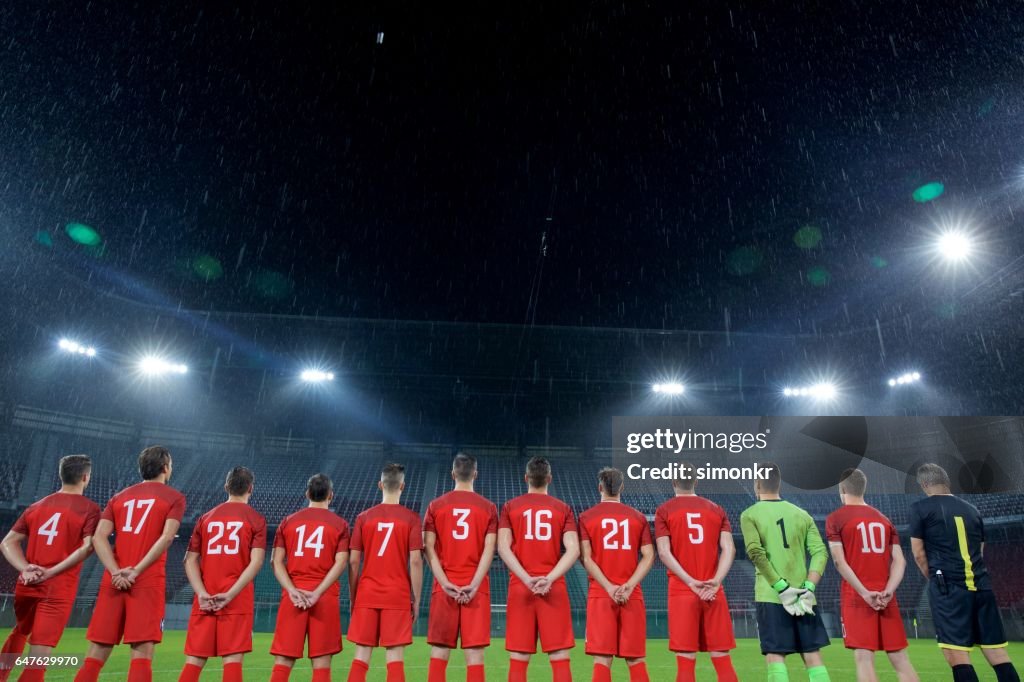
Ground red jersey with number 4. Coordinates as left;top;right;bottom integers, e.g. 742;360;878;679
188;501;268;614
654;495;731;595
100;481;186;589
12;492;100;599
825;504;898;597
351;503;424;609
499;492;577;587
274;507;350;597
423;490;498;586
578;501;653;600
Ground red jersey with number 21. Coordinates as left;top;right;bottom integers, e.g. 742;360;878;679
578;501;652;600
499;492;577;587
101;481;186;589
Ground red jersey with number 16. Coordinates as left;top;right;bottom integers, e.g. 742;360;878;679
350;504;424;609
12;492;100;599
825;504;898;598
654;495;731;595
274;507;350;597
100;481;186;589
578;501;652;600
423;490;498;586
499;492;577;587
189;501;268;614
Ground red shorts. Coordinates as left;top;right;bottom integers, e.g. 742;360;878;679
347;607;413;648
505;580;574;655
270;594;342;659
427;587;491;649
12;595;74;648
184;609;254;658
585;595;646;659
87;584;165;645
841;596;908;652
668;590;736;653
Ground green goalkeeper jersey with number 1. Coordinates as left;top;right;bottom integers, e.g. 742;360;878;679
740;499;828;604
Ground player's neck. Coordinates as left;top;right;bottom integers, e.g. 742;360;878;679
453;481;475;492
527;486;548;495
600;495;620;503
307;501;330;509
843;495;867;505
59;484;85;495
381;492;402;504
142;475;169;484
227;494;250;504
925;486;953;496
758;493;782;501
674;490;697;497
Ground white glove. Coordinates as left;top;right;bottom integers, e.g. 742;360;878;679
778;586;809;616
798;589;817;615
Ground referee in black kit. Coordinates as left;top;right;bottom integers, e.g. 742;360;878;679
909;463;1019;682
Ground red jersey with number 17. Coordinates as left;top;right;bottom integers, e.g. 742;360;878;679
274;507;350;597
578;501;653;600
100;481;186;589
825;504;898;598
350;504;424;609
499;492;577;587
654;495;731;595
188;501;268;614
423;490;498;586
12;492;100;599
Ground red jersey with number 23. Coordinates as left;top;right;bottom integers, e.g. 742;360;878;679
12;492;100;599
825;504;898;598
578;501;652;601
101;481;186;589
654;495;731;596
499;492;577;587
351;504;424;609
189;501;268;614
274;507;350;598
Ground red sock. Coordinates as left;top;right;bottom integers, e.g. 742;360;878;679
628;662;650;682
552;659;572;682
128;659;152;682
17;668;45;682
271;664;292;682
312;668;331;682
711;656;738;682
508;659;529;682
428;658;448;682
386;661;405;682
222;662;243;682
179;663;203;682
347;660;369;682
676;656;696;682
467;663;485;682
593;661;612;682
74;658;104;682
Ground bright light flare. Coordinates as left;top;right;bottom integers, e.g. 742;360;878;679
138;356;188;376
782;382;838;401
58;338;97;357
888;371;922;387
652;382;685;395
301;369;335;383
936;231;973;262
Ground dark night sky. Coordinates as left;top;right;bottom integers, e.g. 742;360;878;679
3;2;1023;333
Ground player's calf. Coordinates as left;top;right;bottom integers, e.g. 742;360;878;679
853;649;879;682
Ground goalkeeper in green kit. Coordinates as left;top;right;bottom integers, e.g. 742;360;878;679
740;462;831;682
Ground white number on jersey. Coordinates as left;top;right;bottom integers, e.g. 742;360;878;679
856;521;887;554
122;499;155;534
452;508;471;540
377;522;395;556
522;509;553;541
601;518;632;550
206;521;243;555
294;524;326;558
38;512;61;546
687;513;704;544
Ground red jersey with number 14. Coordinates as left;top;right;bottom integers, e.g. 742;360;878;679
12;492;100;599
825;504;898;598
499;492;577;587
100;481;186;589
654;495;731;595
578;501;652;600
351;503;424;609
189;501;268;614
274;507;350;597
423;490;498;586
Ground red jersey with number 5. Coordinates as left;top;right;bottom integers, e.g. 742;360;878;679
100;481;186;589
654;495;731;595
578;501;652;600
423;490;498;586
12;492;100;599
825;504;898;597
189;501;268;614
498;492;577;587
274;507;350;597
351;503;424;609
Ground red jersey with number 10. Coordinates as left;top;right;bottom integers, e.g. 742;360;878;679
654;495;731;595
578;501;652;600
100;481;186;589
423;490;498;586
351;503;424;609
12;492;100;599
825;504;898;598
274;507;350;597
499;492;577;587
189;501;268;614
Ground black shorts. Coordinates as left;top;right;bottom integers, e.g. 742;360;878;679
756;602;830;656
928;582;1007;650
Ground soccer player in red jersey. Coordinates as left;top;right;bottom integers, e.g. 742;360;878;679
0;455;100;682
825;469;918;682
75;446;186;682
424;453;499;682
654;464;738;682
346;463;424;682
178;467;267;682
269;474;350;682
578;468;655;682
497;456;580;682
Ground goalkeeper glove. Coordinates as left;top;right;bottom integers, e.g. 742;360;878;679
798;581;817;615
773;579;808;616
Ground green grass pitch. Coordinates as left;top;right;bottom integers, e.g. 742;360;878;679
17;629;1023;681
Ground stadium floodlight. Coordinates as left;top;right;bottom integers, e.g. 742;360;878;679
301;369;335;383
888;371;922;387
138;356;188;376
58;338;97;357
782;382;837;401
652;382;684;395
935;230;973;263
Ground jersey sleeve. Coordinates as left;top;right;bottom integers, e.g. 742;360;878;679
337;519;351;553
718;506;732;532
188;522;203;553
83;505;100;538
908;502;924;539
805;515;828;575
100;498;116;524
11;510;28;535
168;492;186;522
654;505;669;538
350;515;364;552
253;514;268;550
639;516;653;546
577;511;592;542
486;504;499;534
498;502;512;530
562;504;578;533
740;509;782;585
423;502;436;534
408;513;424;552
825;512;841;543
273;518;288;549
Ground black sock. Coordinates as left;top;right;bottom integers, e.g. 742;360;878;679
953;664;980;682
994;663;1021;682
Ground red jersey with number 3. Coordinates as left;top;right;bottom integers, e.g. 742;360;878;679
351;503;424;609
423;490;498;586
825;504;898;597
189;501;268;614
499;492;577;587
100;481;186;589
274;507;350;597
12;492;100;599
578;501;652;600
654;495;731;595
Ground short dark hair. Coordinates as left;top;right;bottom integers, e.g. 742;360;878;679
917;463;950;488
306;473;333;502
598;467;624;496
839;468;867;496
526;457;551;488
138;446;171;481
59;455;91;485
225;466;254;496
381;463;405;492
673;461;697;491
452;453;477;482
759;461;782;493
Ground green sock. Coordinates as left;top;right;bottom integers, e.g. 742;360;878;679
767;662;790;682
807;665;831;682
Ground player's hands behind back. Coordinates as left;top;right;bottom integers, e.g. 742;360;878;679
777;585;810;616
18;564;45;585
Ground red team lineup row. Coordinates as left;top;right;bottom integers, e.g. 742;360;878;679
0;448;1020;682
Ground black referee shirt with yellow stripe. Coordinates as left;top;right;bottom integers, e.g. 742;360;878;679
909;494;990;591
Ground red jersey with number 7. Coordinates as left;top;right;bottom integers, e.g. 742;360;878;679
350;503;424;609
100;480;186;589
825;504;898;598
12;492;100;599
578;501;653;600
498;492;577;587
423;490;498;586
654;495;731;595
188;501;268;614
274;507;350;597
